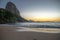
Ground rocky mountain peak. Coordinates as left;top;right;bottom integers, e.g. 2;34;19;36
5;2;20;16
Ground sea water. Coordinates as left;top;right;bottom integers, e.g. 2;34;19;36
0;22;60;28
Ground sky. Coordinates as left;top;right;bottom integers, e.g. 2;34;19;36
0;0;60;22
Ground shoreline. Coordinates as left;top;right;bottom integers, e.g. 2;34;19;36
0;27;60;33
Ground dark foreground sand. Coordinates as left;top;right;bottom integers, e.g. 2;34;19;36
0;27;60;40
0;31;60;40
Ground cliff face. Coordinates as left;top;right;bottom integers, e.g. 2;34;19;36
5;2;28;22
0;2;28;24
5;2;20;16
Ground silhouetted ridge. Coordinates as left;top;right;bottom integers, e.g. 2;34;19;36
5;2;28;22
0;2;28;24
6;2;20;16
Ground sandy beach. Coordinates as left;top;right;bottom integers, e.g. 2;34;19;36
0;27;60;40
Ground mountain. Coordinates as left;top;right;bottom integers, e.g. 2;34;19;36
6;2;20;16
0;2;28;24
5;2;28;22
0;8;17;24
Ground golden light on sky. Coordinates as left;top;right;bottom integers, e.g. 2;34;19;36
21;10;60;22
0;0;60;22
25;17;60;22
19;0;60;22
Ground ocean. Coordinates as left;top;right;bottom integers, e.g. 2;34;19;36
0;22;60;28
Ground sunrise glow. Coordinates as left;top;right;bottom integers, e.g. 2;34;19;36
25;17;60;22
21;11;60;22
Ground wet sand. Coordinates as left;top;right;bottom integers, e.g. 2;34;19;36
0;27;60;40
0;31;60;40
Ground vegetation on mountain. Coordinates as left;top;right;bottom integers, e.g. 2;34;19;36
0;8;28;24
0;8;17;23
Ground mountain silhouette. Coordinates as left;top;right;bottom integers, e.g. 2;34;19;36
0;2;28;24
5;2;28;22
6;2;20;16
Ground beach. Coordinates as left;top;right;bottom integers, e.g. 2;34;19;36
0;27;60;40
